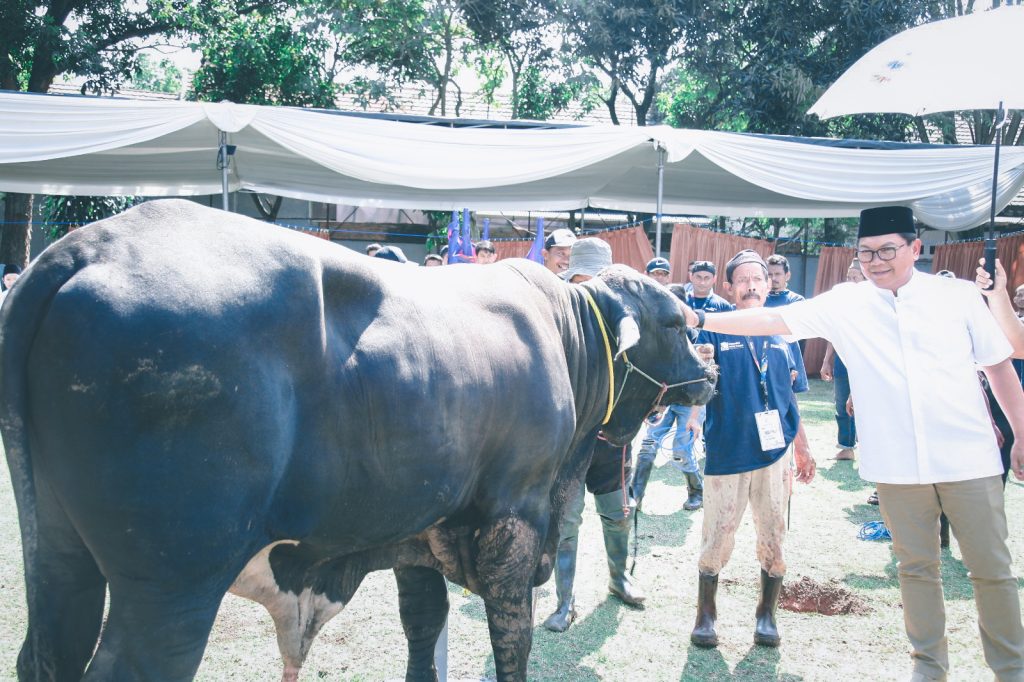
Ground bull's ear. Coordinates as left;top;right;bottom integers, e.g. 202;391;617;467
615;316;641;359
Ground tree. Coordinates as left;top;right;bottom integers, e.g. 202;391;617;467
0;0;294;267
189;6;337;107
545;0;695;126
130;54;184;94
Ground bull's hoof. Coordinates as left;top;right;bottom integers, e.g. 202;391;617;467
609;579;645;607
541;602;576;632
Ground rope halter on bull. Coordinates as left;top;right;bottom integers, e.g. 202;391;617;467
581;289;706;425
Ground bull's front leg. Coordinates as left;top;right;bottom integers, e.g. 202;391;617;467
476;515;543;682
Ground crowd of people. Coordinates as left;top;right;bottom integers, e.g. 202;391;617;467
363;207;1024;682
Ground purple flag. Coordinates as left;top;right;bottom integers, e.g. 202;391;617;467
461;208;474;259
525;216;545;264
482;218;490;242
447;219;461;263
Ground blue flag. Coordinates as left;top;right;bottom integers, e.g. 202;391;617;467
461;208;474;260
525;216;545;264
482;218;490;242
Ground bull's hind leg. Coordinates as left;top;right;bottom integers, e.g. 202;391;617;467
476;516;543;682
83;579;225;681
18;476;107;682
396;566;449;682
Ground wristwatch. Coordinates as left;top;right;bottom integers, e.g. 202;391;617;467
694;308;706;329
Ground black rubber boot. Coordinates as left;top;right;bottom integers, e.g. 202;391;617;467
690;572;719;648
541;536;578;632
754;569;783;647
683;471;703;511
630;449;656;511
595;490;645;607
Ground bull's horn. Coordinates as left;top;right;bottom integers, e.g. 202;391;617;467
615;316;641;359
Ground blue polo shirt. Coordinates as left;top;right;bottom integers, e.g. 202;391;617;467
701;331;802;476
765;289;805;307
764;289;808;392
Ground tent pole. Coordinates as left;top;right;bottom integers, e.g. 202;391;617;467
984;101;1006;289
655;146;666;258
218;131;232;212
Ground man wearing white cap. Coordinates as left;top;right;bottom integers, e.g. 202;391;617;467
542;237;646;632
542;228;577;276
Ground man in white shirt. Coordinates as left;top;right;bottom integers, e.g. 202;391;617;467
684;206;1024;682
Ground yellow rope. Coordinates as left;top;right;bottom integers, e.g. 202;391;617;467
582;290;615;425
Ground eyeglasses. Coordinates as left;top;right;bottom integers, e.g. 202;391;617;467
856;244;906;263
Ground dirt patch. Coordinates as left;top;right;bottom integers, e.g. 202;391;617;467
780;576;871;616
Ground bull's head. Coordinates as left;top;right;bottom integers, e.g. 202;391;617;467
580;265;717;446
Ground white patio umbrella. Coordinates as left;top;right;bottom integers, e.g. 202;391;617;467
809;6;1024;281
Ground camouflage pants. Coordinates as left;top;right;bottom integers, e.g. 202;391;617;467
697;453;790;577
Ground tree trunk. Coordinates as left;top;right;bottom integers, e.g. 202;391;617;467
2;193;33;268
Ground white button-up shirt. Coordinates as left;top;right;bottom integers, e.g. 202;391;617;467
779;270;1010;484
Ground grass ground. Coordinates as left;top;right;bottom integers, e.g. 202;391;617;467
1;380;1022;680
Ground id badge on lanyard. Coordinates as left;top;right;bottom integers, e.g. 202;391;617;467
747;338;785;451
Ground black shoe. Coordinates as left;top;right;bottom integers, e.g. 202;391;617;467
683;472;703;511
754;569;783;647
691;572;719;648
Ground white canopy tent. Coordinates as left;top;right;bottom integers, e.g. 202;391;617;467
2;91;1023;233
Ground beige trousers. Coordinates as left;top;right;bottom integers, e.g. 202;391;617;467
698;453;790;577
877;475;1024;682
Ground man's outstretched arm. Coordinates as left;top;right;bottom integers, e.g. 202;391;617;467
685;305;792;336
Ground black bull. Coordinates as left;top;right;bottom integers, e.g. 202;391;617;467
0;200;715;681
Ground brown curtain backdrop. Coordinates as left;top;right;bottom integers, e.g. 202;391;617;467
492;226;653;273
932;233;1024;296
493;239;532;261
667;223;775;303
803;246;857;378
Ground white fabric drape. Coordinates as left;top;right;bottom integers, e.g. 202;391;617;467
1;92;1021;231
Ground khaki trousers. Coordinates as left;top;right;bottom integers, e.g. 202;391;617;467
877;475;1024;682
698;453;789;577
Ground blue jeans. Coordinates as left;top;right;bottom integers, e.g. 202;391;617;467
834;373;856;448
636;404;702;481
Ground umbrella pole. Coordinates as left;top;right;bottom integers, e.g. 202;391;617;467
655;145;666;258
984;102;1006;289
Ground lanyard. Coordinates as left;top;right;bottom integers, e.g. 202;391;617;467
688;295;711;310
745;337;770;410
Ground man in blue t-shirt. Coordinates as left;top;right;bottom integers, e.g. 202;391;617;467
631;259;731;512
687;250;816;651
764;254;809;393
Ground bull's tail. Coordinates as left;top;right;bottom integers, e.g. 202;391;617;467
0;246;85;677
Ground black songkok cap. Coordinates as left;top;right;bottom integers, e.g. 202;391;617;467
858;206;914;239
725;249;767;283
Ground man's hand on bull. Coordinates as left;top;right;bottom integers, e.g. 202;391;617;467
695;343;714;365
682;302;700;329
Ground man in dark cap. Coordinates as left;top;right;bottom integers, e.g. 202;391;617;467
686;207;1024;681
373;245;409;263
645;257;671;285
685;249;815;651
